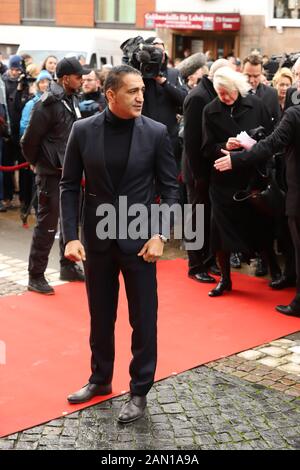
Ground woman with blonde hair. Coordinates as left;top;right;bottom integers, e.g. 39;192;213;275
272;67;293;112
201;67;280;296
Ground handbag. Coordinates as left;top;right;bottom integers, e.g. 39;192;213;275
233;168;286;217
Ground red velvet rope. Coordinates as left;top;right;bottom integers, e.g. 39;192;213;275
0;162;30;171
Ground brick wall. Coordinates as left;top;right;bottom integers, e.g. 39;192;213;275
136;0;155;29
56;0;94;27
0;0;20;24
240;15;300;58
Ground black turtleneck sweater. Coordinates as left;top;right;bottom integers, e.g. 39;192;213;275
104;108;135;191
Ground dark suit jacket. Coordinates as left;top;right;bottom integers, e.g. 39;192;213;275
60;111;179;254
255;83;281;128
182;75;216;183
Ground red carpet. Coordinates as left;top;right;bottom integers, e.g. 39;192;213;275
0;258;299;437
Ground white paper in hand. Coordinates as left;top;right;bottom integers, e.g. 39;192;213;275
236;131;257;150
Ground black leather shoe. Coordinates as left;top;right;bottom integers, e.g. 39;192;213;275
28;275;54;295
275;304;300;317
208;279;232;297
209;263;221;276
269;276;296;290
188;272;216;283
67;383;112;404
60;264;85;282
255;257;268;277
230;252;241;269
118;395;147;424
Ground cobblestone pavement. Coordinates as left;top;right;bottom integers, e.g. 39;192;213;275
0;368;299;450
0;224;299;450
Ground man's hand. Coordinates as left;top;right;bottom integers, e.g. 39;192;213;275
226;137;242;150
155;75;167;85
65;240;86;262
214;149;233;172
138;238;164;263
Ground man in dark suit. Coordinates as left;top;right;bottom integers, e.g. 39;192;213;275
60;65;179;423
243;53;281;278
243;54;281;128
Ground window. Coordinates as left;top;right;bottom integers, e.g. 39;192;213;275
267;0;300;25
274;0;300;18
95;0;136;24
22;0;54;21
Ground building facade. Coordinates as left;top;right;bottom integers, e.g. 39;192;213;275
0;0;155;57
0;1;299;60
145;0;300;60
0;0;156;28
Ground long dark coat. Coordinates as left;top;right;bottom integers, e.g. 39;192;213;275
201;94;273;254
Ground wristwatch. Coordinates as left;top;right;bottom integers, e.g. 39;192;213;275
152;234;168;243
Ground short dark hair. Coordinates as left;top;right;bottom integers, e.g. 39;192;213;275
243;54;263;67
104;65;142;95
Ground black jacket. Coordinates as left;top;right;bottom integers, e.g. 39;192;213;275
79;90;106;118
231;105;300;217
284;86;300;110
21;81;79;176
255;83;281;128
182;75;216;183
2;72;30;141
60;112;179;254
201;94;274;253
201;94;273;191
142;68;188;146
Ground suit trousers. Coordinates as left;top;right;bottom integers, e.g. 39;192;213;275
186;179;212;274
288;217;300;293
84;242;158;396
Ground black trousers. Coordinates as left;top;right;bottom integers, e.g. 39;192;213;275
84;242;158;396
288;217;300;293
28;174;73;276
186;179;212;274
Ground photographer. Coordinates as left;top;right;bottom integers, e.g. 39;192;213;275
2;55;33;209
121;36;188;154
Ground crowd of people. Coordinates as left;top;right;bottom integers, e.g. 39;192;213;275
0;43;300;316
1;40;300;424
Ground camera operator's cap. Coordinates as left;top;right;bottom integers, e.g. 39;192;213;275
56;56;89;78
9;54;23;70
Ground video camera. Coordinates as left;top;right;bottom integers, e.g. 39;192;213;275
120;36;165;79
264;52;300;81
17;58;36;90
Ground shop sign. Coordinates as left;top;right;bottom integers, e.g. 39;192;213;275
144;12;241;31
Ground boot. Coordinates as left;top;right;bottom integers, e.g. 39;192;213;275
230;252;241;269
209;252;232;297
254;255;268;277
28;274;54;295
